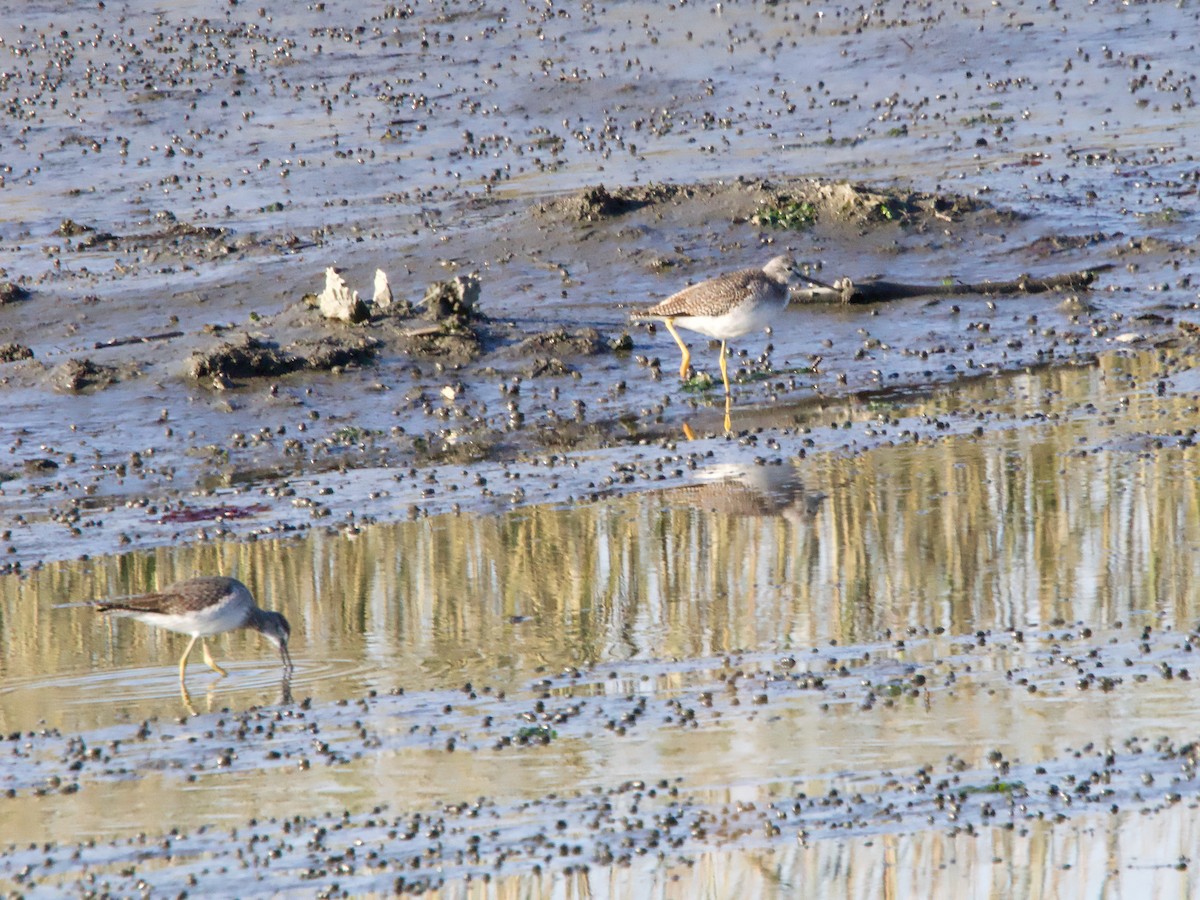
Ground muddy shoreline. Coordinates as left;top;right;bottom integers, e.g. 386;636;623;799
2;171;1192;568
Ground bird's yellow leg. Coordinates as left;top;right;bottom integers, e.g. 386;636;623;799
719;341;733;432
662;319;691;380
178;634;199;682
179;682;198;716
202;640;229;678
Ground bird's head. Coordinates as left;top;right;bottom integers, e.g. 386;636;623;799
763;255;800;285
257;610;293;670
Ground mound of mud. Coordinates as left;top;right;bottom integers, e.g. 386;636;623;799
749;179;1022;229
393;329;482;366
541;183;683;221
420;274;481;324
510;327;607;357
187;333;379;381
537;178;1019;236
52;358;120;393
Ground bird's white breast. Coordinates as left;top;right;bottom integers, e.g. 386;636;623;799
673;289;784;340
123;599;250;637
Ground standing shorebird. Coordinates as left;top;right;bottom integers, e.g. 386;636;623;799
75;576;292;683
630;255;798;432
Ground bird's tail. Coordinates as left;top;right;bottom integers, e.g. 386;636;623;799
54;590;146;610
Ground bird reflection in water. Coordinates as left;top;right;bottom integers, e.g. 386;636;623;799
672;462;826;524
180;668;294;716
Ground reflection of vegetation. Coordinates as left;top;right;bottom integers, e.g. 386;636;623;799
752;198;817;231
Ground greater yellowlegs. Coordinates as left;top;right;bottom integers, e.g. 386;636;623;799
631;255;798;431
84;576;292;682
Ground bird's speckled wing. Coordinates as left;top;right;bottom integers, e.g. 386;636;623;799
633;268;767;319
95;590;179;615
95;577;235;616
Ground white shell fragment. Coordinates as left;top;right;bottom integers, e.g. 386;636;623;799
373;268;393;310
317;267;369;323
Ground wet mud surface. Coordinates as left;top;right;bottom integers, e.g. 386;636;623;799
4;627;1200;896
2;0;1200;895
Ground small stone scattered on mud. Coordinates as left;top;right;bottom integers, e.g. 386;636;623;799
22;457;59;475
0;282;27;304
52;358;118;393
0;343;33;362
58;218;94;237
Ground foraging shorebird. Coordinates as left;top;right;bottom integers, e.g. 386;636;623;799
631;255;798;431
72;576;292;682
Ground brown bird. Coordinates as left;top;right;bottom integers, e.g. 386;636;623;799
631;255;798;431
75;576;292;682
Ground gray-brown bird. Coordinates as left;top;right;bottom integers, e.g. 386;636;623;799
77;576;292;682
631;255;798;431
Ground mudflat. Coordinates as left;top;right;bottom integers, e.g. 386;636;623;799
2;2;1199;896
